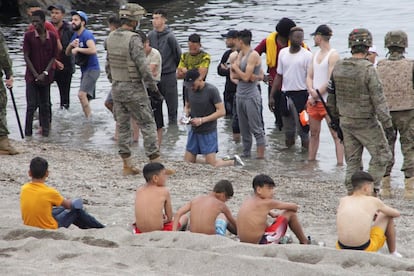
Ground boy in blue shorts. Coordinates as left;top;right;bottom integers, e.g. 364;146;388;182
183;69;244;167
172;180;237;235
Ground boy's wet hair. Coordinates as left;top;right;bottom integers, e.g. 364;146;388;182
188;33;201;43
252;174;275;191
107;13;121;28
213;180;234;198
31;10;45;21
27;1;41;8
289;26;304;36
238;29;252;45
153;9;167;18
143;162;166;182
276;17;296;37
30;157;48;179
351;171;374;190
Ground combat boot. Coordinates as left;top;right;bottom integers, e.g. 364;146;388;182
0;136;19;155
403;177;414;200
381;176;392;198
122;157;140;176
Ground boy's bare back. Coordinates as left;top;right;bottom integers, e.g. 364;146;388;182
135;184;172;232
237;196;289;243
336;195;396;246
188;194;228;234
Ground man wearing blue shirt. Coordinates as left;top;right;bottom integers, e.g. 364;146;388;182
65;11;100;118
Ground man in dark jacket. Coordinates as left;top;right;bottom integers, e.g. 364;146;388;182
148;9;181;125
48;4;74;109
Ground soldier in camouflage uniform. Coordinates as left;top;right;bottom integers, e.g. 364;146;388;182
327;28;395;195
0;31;19;155
377;30;414;199
106;3;161;175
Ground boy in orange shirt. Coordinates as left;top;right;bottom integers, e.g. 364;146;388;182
20;157;104;229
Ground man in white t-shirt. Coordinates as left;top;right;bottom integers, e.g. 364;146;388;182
270;27;312;149
136;30;164;147
306;24;343;164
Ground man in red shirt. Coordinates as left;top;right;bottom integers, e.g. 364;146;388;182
23;10;58;137
255;18;296;130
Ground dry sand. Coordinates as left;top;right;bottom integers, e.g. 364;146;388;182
1;140;413;275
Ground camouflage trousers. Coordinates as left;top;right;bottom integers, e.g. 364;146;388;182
113;97;160;160
385;109;414;178
341;117;392;191
0;83;9;137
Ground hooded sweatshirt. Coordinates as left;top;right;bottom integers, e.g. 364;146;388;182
148;26;181;75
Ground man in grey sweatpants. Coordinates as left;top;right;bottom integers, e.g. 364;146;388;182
230;30;266;159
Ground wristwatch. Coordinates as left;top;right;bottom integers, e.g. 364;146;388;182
43;71;48;76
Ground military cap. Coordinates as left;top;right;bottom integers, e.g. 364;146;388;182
119;3;146;21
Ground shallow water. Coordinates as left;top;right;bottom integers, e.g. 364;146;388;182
2;0;408;185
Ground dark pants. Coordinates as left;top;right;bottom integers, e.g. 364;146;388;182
224;90;236;116
232;94;240;134
270;85;283;130
52;206;105;229
159;72;178;125
25;82;51;137
54;69;73;109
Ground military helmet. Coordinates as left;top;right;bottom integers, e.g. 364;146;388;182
119;3;146;21
384;30;408;48
348;28;373;48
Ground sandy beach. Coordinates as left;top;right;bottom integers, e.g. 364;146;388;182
1;140;413;275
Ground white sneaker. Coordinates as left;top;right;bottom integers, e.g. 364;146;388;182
391;251;403;258
233;154;245;166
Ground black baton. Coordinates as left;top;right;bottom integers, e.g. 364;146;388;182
8;88;24;139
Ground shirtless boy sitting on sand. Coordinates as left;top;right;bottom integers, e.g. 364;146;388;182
237;174;309;244
133;162;186;233
172;180;237;235
336;171;402;257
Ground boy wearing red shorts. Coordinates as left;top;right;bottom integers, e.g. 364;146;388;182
133;162;186;233
237;174;309;244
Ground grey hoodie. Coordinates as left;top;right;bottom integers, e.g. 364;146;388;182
148;26;181;75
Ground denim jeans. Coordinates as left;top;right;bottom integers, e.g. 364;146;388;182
52;207;105;229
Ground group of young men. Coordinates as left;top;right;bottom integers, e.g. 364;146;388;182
217;19;413;201
22;2;100;138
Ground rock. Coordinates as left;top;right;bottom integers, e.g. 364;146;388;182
71;0;127;8
16;0;71;18
3;0;127;18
